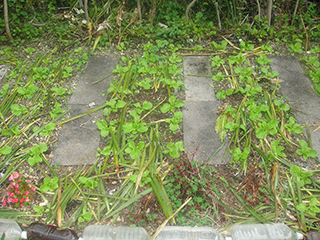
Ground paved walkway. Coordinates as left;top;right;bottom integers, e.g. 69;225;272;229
2;54;319;166
52;56;119;165
183;56;230;164
53;55;320;166
269;55;320;160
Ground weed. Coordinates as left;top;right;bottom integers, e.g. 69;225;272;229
165;155;222;226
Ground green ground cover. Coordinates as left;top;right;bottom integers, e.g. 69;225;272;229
1;0;320;237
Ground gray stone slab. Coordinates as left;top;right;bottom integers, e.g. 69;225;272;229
52;123;101;166
52;56;119;166
69;57;116;106
183;56;215;101
183;56;229;164
269;55;320;158
183;101;229;164
0;65;9;84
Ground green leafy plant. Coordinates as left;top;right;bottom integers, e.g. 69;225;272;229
125;141;145;159
211;55;225;68
28;143;48;166
216;89;233;100
78;205;93;223
164;141;184;158
40;176;59;192
269;140;286;160
289;42;303;54
230;147;250;163
296;140;318;159
33;123;56;136
11;104;28;116
123;110;148;135
290;165;312;187
0;145;12;157
129;170;151;187
103;99;126;116
296;197;320;217
50;103;64;119
18;85;39;99
255;119;278;139
137;77;152;90
133;101;153;114
79;177;98;190
165;111;183;132
96;120;115;137
285;117;303;134
51;86;67;96
160;96;184;113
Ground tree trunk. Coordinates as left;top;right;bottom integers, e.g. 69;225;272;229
84;0;90;22
267;0;273;26
137;0;142;24
4;0;13;40
186;0;197;22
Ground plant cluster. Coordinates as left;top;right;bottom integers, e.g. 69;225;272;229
210;39;320;231
1;40;186;230
165;154;224;226
2;172;36;208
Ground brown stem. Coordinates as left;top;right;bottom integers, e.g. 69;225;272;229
4;0;13;40
137;0;142;24
256;0;261;21
300;14;308;52
186;0;197;22
292;0;300;26
267;0;272;26
84;0;90;22
212;0;221;30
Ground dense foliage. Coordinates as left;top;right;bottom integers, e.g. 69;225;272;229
1;0;320;44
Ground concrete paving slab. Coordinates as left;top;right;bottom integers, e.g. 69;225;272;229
184;56;215;101
183;101;230;164
52;56;119;166
183;56;230;164
0;65;9;84
269;55;320;159
69;57;115;105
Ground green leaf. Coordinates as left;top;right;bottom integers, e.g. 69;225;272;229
39;143;48;153
11;104;27;116
290;165;302;178
0;145;12;155
116;100;126;109
28;155;42;166
143;101;153;110
296;203;307;213
215;115;227;142
96;120;109;137
256;128;267;139
160;103;171;113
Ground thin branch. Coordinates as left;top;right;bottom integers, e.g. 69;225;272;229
186;0;197;22
256;0;261;21
292;0;300;26
212;0;221;30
